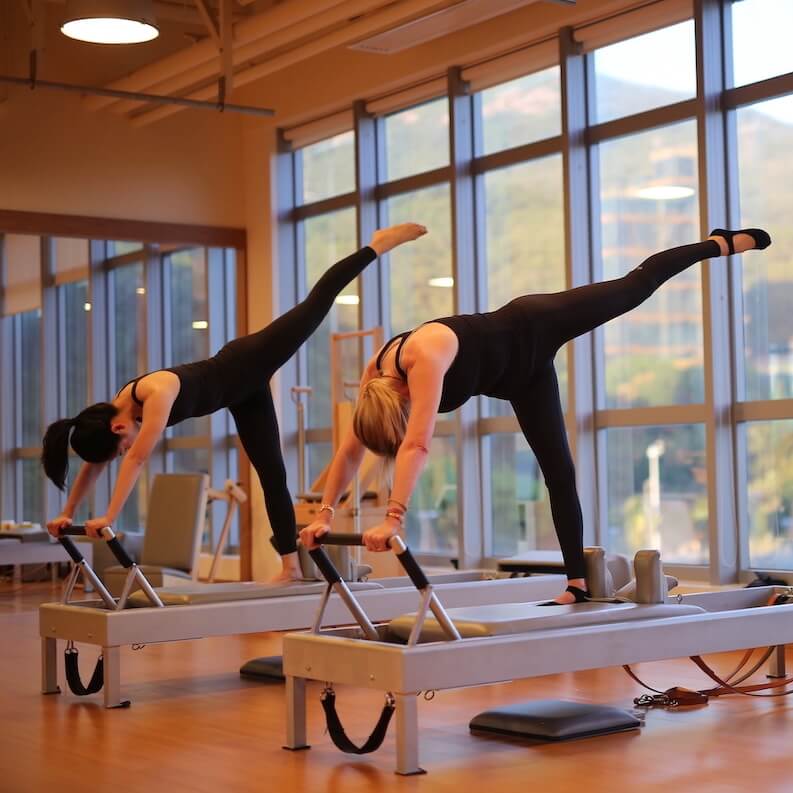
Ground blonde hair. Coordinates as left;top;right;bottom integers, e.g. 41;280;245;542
353;377;410;458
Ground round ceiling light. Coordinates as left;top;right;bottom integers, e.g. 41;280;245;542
61;0;159;44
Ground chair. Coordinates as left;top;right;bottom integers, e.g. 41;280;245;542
104;473;209;596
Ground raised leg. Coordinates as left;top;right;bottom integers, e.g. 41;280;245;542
41;637;60;695
394;691;425;776
102;646;129;708
767;645;787;679
284;675;310;750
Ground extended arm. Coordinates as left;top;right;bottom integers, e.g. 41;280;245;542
86;391;172;535
47;461;108;536
362;354;446;551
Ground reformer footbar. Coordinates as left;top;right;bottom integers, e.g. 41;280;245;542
56;526;163;700
302;534;460;758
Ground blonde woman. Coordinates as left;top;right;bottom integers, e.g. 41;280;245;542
300;228;770;603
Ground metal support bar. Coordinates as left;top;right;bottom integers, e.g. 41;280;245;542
102;646;127;709
0;75;274;118
41;637;60;695
330;580;380;641
406;587;433;647
394;693;424;775
767;645;787;679
310;584;333;634
284;675;310;750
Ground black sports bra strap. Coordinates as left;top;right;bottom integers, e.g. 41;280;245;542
376;332;411;378
130;378;144;406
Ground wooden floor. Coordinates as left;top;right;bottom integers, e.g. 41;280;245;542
1;579;791;793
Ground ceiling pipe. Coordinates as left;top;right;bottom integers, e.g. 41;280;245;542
0;73;274;116
108;0;394;115
83;0;350;111
131;0;459;127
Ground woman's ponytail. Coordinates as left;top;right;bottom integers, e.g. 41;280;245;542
41;418;75;491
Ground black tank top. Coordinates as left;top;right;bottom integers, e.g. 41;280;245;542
121;358;228;427
376;314;520;413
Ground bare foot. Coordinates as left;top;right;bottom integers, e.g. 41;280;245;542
268;552;303;585
369;223;428;256
268;569;304;585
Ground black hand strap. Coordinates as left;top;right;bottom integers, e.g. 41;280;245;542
64;643;104;696
320;688;395;754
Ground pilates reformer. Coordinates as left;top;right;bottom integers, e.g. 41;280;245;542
39;526;564;708
282;534;793;775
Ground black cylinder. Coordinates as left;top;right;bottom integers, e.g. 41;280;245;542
318;533;366;547
106;538;134;569
59;525;88;536
308;547;342;584
395;548;430;590
58;536;85;564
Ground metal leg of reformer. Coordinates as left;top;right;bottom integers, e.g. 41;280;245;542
394;692;424;776
284;675;310;750
102;646;129;709
331;579;379;641
767;645;787;679
41;637;60;695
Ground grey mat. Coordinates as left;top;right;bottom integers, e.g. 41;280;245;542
388;600;706;642
470;700;641;741
239;655;284;681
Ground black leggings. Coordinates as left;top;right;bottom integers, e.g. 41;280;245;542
225;247;376;555
508;240;720;580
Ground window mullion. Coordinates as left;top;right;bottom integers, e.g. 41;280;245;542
695;0;739;583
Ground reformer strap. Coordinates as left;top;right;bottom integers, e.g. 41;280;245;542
625;646;793;707
320;688;395;754
64;643;104;696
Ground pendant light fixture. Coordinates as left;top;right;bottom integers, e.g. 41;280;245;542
61;0;159;44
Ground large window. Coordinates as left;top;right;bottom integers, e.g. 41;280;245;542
479;66;561;155
303;209;358;430
385;185;453;334
731;0;793;88
300;132;356;203
279;2;792;580
1;237;242;547
591;21;696;124
736;96;793;401
598;122;703;409
384;99;449;181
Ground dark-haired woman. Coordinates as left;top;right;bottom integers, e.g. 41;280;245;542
43;223;427;583
300;228;771;602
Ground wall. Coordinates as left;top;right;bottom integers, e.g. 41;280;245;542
0;87;245;227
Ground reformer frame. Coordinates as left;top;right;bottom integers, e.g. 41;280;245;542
283;535;793;775
40;529;563;708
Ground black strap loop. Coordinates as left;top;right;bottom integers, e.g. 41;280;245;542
64;644;104;696
320;688;394;754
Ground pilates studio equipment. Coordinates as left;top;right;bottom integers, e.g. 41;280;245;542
39;526;563;708
282;535;793;775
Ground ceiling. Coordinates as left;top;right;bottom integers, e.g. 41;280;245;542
0;0;568;126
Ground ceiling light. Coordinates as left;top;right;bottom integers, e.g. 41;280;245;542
61;0;159;44
334;295;360;305
192;320;208;330
428;276;454;288
83;302;92;312
136;287;146;295
636;185;695;200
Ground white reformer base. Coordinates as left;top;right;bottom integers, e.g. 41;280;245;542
282;586;793;775
39;571;563;708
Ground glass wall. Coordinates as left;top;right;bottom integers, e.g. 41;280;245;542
1;237;241;549
272;0;793;578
